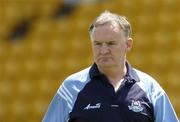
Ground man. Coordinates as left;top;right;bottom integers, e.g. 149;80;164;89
43;11;179;122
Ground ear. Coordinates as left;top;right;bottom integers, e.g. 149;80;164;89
126;37;133;52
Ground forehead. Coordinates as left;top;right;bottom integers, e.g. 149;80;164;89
91;23;124;42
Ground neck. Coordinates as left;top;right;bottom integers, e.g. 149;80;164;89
97;62;127;83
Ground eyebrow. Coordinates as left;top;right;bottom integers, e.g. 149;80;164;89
93;40;116;43
93;41;100;43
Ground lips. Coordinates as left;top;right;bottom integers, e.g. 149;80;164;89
98;57;113;61
99;57;112;59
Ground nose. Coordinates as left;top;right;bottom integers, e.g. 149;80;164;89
99;44;110;54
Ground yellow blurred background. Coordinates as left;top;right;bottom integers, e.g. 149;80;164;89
0;0;180;121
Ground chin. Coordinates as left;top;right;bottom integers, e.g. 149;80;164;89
97;62;115;67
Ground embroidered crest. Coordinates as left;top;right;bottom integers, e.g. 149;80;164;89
128;100;143;112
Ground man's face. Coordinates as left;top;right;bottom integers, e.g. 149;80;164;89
91;23;132;68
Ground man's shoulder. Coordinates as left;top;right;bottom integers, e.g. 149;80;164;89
66;66;91;81
133;68;165;94
61;66;91;87
57;66;92;107
133;68;156;82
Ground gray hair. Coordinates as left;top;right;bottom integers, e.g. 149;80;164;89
89;11;132;38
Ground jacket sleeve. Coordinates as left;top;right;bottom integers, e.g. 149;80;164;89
42;93;69;122
154;92;179;122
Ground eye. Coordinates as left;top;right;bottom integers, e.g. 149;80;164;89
94;42;102;46
107;41;116;46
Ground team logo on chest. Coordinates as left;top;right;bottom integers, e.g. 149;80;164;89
128;100;143;112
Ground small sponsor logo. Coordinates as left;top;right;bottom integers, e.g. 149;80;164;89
128;100;143;112
84;103;101;110
111;104;119;107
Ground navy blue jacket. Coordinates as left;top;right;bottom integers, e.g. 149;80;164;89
43;62;179;122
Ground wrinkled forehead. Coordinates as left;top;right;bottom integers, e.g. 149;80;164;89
94;23;120;34
91;23;125;41
93;21;121;32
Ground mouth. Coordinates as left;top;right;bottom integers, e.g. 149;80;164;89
98;57;113;61
99;57;112;59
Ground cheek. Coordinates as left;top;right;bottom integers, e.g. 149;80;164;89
112;48;125;57
92;47;99;53
118;45;127;53
92;48;99;57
